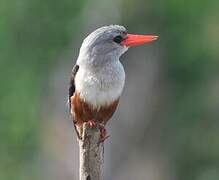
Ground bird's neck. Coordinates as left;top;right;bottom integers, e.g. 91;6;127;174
77;48;119;69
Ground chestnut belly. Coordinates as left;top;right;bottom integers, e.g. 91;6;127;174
71;92;119;126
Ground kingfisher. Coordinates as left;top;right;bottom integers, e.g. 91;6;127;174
69;25;158;140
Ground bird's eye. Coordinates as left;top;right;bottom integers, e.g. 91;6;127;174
113;35;123;44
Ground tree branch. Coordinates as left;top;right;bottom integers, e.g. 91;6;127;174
79;123;104;180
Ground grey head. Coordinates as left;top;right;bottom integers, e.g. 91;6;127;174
77;25;129;66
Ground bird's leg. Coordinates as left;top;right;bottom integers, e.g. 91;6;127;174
87;119;97;128
74;122;82;140
99;125;110;142
86;120;110;142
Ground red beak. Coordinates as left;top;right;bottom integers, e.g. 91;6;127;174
122;34;158;47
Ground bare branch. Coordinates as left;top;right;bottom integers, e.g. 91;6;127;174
79;123;104;180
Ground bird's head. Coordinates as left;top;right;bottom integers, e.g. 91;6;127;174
77;25;158;66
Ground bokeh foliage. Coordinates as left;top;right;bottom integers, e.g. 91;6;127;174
0;0;85;179
1;0;219;179
121;0;219;178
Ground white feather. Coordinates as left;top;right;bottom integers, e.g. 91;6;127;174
75;60;125;109
74;25;129;108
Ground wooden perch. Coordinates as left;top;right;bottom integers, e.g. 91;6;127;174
79;123;104;180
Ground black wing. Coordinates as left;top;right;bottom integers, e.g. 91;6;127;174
69;64;79;109
69;64;81;139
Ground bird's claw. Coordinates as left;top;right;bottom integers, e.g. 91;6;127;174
87;120;97;128
87;121;110;143
100;126;110;142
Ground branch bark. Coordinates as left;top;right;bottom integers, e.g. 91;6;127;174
79;123;104;180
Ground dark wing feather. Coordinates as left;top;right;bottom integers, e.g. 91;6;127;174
69;64;80;139
69;64;79;109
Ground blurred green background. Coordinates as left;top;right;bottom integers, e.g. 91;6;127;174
1;0;219;179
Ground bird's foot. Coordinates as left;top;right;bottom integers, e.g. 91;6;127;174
99;126;110;142
86;121;109;143
87;120;97;128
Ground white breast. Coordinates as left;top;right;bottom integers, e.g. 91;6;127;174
75;61;125;109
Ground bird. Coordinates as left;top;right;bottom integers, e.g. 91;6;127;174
69;25;158;141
